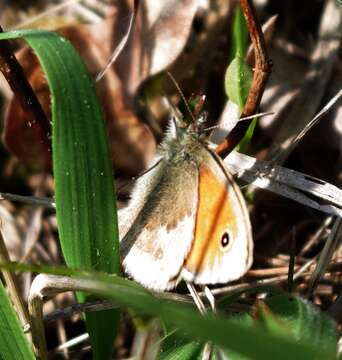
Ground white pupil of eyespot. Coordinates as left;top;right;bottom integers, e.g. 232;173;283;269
221;232;230;247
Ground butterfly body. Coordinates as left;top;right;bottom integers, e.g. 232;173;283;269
119;116;253;291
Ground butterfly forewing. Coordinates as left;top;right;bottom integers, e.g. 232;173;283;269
181;150;253;285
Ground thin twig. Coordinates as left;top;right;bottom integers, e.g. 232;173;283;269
239;0;271;117
0;192;55;208
210;257;317;297
0;26;51;161
45;299;118;324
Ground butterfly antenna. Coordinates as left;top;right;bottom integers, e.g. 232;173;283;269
166;71;196;123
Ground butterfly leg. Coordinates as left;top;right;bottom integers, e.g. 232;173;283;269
202;343;214;360
186;282;206;314
203;286;218;360
203;286;216;312
186;283;219;360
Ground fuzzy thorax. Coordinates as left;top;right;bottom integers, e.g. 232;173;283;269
158;117;209;165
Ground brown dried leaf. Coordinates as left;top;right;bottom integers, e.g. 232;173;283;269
3;0;202;175
112;0;202;96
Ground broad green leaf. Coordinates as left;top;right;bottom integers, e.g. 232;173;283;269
0;262;336;360
263;295;338;352
225;4;256;150
0;30;120;360
226;4;251;110
224;56;255;152
224;56;252;112
0;280;35;360
228;294;338;359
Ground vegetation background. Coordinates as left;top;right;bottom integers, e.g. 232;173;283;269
0;0;340;359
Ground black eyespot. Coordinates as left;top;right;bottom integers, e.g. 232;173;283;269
221;232;230;248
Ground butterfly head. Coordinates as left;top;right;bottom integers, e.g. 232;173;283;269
173;110;209;141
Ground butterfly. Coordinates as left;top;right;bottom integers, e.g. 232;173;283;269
119;111;253;291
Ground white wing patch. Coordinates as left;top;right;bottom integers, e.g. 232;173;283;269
123;214;195;290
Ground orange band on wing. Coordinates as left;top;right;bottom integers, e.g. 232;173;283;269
184;165;237;274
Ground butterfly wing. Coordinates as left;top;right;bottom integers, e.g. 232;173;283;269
118;156;164;241
181;149;253;285
120;159;199;291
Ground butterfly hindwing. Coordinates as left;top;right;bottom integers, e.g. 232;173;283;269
120;159;199;290
181;150;253;285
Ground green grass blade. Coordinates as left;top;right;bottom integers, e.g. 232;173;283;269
79;273;339;360
0;29;120;359
231;5;249;59
158;329;205;360
0;262;338;360
0;280;35;360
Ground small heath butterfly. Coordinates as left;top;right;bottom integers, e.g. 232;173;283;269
119;111;253;291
